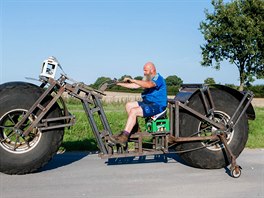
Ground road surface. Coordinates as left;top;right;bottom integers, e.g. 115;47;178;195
0;149;263;198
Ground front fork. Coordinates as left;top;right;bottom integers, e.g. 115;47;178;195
217;91;254;178
218;132;242;178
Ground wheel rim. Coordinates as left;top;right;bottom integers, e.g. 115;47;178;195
231;168;241;178
0;109;42;154
198;111;234;151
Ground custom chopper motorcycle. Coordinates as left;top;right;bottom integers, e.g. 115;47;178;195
0;57;255;177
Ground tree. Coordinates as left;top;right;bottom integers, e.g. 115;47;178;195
200;0;264;91
134;76;143;80
92;76;111;88
204;77;216;84
119;75;133;81
165;75;183;86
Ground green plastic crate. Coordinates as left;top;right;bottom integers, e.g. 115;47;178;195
145;118;170;132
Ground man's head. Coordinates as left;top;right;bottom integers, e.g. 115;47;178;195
143;62;156;81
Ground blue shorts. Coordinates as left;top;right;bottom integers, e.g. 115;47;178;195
138;101;165;117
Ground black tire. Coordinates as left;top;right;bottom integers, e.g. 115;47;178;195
177;88;248;169
0;82;64;174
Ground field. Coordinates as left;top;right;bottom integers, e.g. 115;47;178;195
103;91;264;107
61;93;264;151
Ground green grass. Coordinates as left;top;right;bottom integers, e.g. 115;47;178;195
247;107;264;148
61;102;128;151
60;102;264;151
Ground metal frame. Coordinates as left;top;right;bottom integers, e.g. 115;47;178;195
11;74;254;176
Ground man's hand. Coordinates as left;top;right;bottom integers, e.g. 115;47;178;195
123;77;133;83
116;78;140;89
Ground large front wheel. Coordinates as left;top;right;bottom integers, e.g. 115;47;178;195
0;82;64;174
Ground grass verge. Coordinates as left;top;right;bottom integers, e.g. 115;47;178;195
247;107;264;148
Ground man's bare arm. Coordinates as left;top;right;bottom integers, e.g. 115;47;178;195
116;82;141;89
130;79;155;89
117;77;156;89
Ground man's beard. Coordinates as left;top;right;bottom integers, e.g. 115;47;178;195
143;74;152;81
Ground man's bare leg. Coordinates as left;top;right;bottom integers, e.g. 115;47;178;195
109;102;143;145
125;101;142;133
125;101;139;113
124;106;143;133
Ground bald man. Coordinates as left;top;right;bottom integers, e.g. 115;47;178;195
109;62;167;146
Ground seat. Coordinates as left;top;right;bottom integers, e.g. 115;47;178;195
149;109;167;121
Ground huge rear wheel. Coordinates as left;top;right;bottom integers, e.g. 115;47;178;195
0;82;64;174
177;88;248;169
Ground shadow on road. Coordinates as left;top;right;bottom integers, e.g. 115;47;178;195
106;153;234;178
106;153;187;166
38;152;90;173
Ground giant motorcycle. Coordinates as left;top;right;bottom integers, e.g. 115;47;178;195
0;57;255;177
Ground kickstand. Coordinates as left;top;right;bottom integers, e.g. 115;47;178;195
218;133;242;178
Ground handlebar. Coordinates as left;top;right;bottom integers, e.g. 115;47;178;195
98;78;134;92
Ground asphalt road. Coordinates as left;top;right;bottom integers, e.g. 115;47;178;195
1;148;263;198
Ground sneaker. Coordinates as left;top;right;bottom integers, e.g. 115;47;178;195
109;131;129;146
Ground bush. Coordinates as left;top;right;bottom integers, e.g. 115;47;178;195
223;84;264;98
246;85;264;98
167;86;180;96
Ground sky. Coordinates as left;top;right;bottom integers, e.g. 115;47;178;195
1;0;263;86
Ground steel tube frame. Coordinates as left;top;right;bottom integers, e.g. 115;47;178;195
13;75;254;158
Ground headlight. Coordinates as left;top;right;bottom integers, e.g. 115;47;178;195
40;56;60;79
